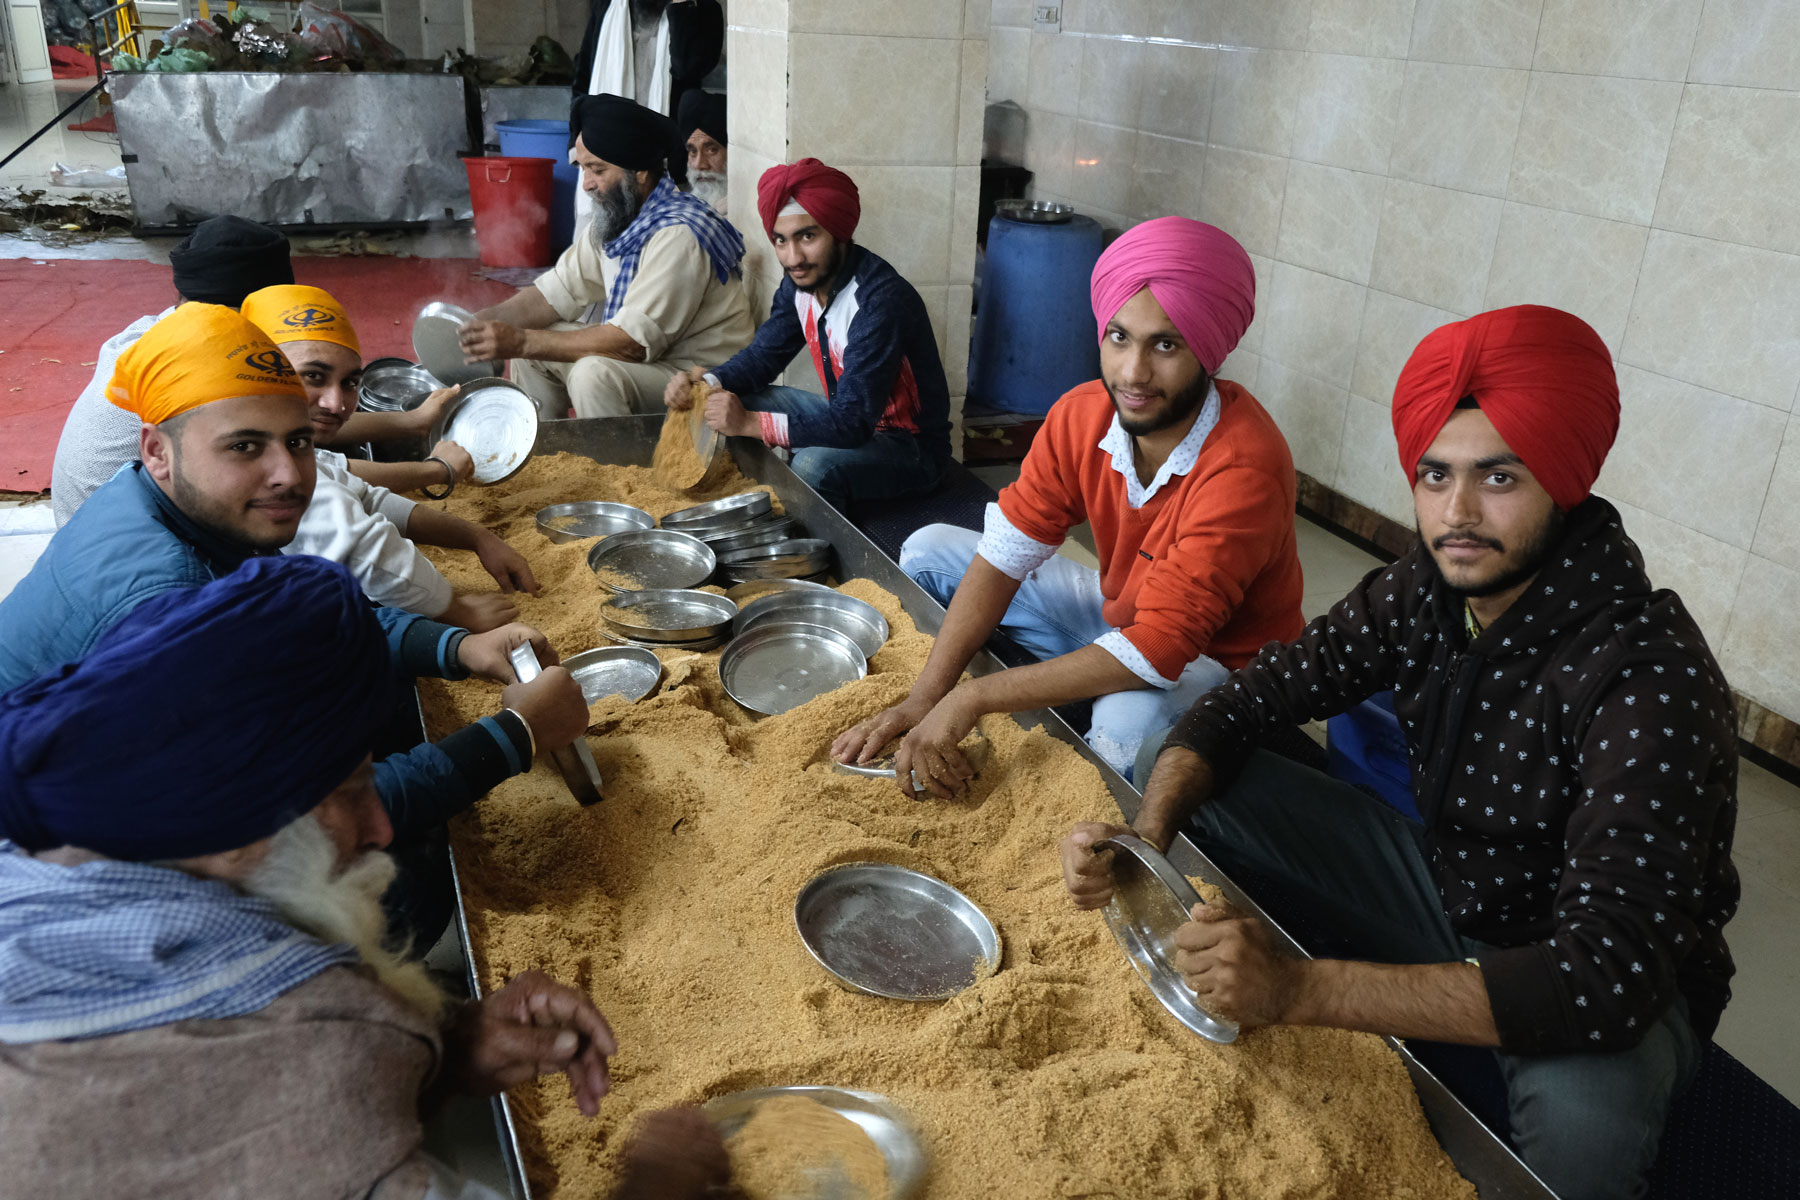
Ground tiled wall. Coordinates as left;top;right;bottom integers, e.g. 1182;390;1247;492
727;0;990;432
989;0;1800;725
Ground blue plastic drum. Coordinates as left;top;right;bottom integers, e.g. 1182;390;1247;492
496;119;577;260
969;213;1104;415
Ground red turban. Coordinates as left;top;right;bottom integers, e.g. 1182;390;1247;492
1090;217;1256;374
756;159;860;242
1391;305;1619;511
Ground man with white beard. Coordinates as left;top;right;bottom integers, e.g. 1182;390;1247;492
0;555;729;1200
678;90;727;215
462;94;754;421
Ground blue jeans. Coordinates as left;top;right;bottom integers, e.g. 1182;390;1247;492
737;385;944;510
1183;750;1702;1200
899;522;1228;780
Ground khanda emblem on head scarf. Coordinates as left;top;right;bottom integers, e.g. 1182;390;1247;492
244;348;297;377
280;306;339;332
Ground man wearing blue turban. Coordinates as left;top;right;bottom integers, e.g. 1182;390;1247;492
0;556;727;1199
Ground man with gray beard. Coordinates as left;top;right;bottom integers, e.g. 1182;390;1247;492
464;94;753;421
0;555;728;1200
678;89;728;215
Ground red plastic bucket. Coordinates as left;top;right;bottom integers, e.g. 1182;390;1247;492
463;156;554;268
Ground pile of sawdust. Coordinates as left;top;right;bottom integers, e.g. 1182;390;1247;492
413;453;1476;1200
651;386;713;492
726;1095;890;1200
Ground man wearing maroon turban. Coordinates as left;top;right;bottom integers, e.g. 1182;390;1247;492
1061;305;1739;1200
834;217;1304;790
660;158;951;510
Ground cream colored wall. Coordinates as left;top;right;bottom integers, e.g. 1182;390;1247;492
989;0;1800;724
727;0;989;437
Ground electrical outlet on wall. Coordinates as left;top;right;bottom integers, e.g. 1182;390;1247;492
1033;4;1061;33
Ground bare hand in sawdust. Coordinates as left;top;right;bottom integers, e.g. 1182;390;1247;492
444;969;619;1117
831;694;933;768
1174;902;1303;1029
1060;821;1133;909
458;622;558;681
474;530;541;595
610;1107;730;1200
894;696;982;799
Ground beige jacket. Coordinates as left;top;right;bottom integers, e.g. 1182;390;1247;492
535;223;755;370
0;965;444;1199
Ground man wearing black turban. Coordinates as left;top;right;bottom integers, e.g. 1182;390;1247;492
678;89;727;214
0;555;727;1199
461;94;753;421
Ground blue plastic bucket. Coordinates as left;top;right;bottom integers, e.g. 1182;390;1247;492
496;119;576;260
968;213;1104;414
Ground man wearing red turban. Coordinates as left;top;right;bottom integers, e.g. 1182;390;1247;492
660;157;951;510
833;216;1304;790
1061;305;1738;1200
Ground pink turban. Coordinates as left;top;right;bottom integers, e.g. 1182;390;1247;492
1392;305;1619;511
1090;217;1256;374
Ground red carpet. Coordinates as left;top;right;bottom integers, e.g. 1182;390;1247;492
0;256;515;492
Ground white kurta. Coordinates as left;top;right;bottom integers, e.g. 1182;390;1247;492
284;450;453;618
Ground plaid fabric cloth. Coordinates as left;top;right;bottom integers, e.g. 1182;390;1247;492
0;842;357;1043
602;174;745;322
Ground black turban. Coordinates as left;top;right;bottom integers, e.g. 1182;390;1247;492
169;215;294;309
0;556;396;862
677;89;726;148
571;93;687;187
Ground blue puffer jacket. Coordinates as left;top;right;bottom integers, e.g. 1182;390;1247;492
0;464;530;835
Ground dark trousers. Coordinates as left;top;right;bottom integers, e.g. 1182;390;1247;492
1182;750;1701;1200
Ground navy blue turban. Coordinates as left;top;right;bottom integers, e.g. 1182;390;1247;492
0;556;394;862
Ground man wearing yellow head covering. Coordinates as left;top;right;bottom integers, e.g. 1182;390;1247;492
0;303;592;949
240;285;539;631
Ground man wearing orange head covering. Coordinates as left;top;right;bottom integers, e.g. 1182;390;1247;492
661;158;951;510
0;303;594;948
240;284;539;632
1061;305;1738;1200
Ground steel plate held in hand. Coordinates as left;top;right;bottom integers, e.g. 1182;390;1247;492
428;378;538;485
507;642;605;806
413;300;504;387
703;1085;927;1200
1097;833;1238;1043
794;862;1001;1001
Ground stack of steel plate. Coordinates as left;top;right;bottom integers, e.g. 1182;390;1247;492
597;589;737;651
715;538;833;584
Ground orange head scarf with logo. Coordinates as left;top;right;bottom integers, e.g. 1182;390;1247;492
1391;305;1619;511
239;284;361;355
106;303;307;426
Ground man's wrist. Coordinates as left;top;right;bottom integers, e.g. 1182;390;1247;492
1281;958;1335;1027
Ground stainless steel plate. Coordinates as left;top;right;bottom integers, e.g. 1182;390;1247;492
794;862;1001;1001
535;501;655;545
412;300;504;386
428;378;538;485
724;578;840;606
995;198;1075;224
1097;833;1239;1044
703;1085;926;1200
597;627;726;652
562;646;663;704
736;589;888;659
586;529;716;592
599;588;737;641
661;491;774;531
358;357;441;412
696;515;797;553
719;621;866;716
717;537;833;581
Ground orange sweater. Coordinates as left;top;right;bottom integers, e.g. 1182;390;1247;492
997;380;1305;677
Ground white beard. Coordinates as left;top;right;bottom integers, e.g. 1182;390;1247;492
690;170;728;214
245;815;447;1023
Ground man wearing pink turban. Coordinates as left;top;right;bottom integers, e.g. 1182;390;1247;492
1059;305;1738;1200
834;217;1303;789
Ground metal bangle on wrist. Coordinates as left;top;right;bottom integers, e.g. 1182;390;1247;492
421;456;456;500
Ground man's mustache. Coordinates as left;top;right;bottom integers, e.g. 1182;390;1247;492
1432;533;1504;551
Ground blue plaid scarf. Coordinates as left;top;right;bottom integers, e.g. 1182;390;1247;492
0;842;358;1043
602;174;745;322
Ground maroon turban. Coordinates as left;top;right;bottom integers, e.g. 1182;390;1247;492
1392;305;1619;511
756;159;860;242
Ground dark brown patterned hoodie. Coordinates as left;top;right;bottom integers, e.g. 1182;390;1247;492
1168;497;1739;1055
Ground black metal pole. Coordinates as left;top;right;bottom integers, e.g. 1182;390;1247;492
0;80;106;174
